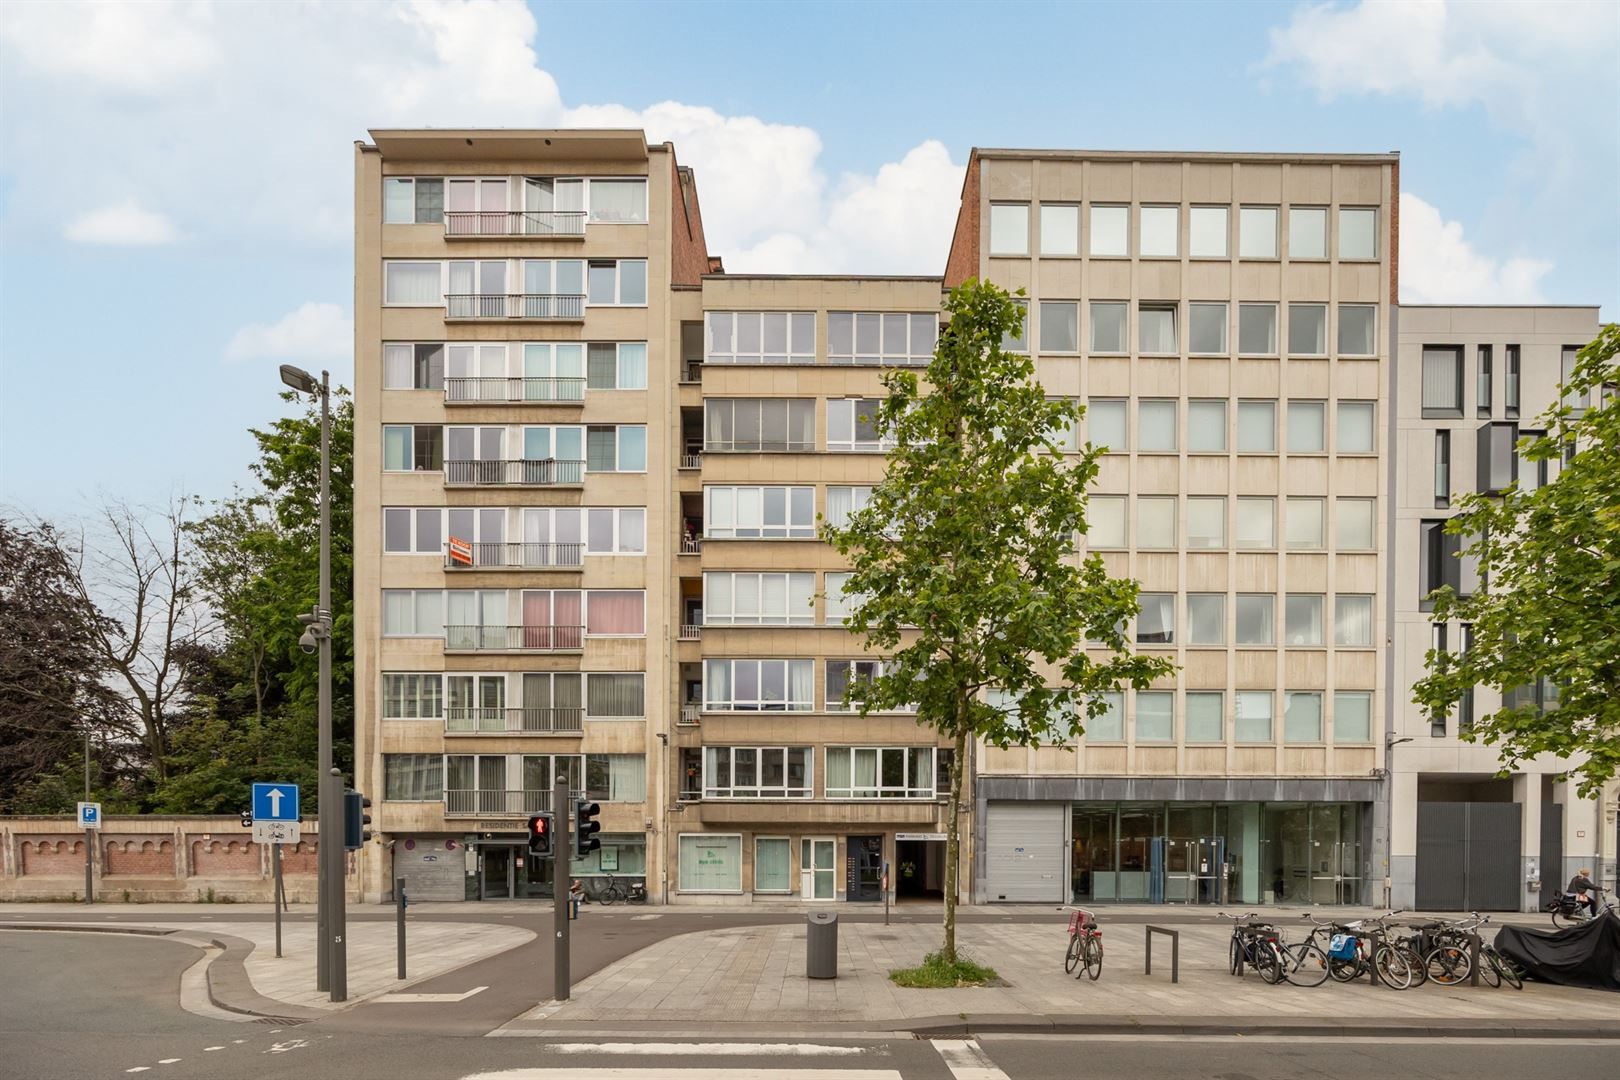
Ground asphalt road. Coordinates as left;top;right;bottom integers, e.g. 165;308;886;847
3;929;1614;1080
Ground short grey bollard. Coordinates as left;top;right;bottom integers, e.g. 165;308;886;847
807;911;838;979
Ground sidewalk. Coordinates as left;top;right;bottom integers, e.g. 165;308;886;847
502;920;1620;1037
1;914;532;1015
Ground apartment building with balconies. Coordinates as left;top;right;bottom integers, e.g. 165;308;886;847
1392;304;1615;912
950;150;1399;907
354;130;710;902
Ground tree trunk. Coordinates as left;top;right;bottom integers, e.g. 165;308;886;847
942;696;969;964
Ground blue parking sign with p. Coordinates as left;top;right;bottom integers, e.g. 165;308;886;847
252;783;299;823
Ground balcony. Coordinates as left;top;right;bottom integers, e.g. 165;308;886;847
678;703;701;726
444;210;586;240
445;376;586;405
443;542;584;571
445;707;584;735
443;625;585;653
679;536;702;555
444;789;558;817
679;624;701;641
679;453;702;471
443;459;585;487
445;294;585;321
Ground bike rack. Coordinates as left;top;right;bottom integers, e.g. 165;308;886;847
1145;925;1179;983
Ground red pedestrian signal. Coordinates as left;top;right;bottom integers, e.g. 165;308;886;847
527;813;552;857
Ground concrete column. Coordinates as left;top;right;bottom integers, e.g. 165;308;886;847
1389;769;1418;909
1557;782;1600;887
1513;774;1542;912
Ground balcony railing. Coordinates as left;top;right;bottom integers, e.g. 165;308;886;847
445;376;587;404
679;453;702;470
445;707;584;735
679;536;702;555
444;210;587;239
444;542;584;570
443;625;585;653
444;789;546;816
678;624;702;641
445;294;586;321
443;459;585;487
680;360;703;383
678;703;701;726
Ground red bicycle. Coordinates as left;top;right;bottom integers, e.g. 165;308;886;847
1063;907;1103;980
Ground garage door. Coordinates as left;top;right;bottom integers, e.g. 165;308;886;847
394;838;468;901
983;803;1066;902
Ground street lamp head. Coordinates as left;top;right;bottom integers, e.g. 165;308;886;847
279;364;319;394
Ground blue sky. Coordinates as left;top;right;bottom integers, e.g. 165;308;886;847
1;0;1615;522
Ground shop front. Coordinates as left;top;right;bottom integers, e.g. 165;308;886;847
392;831;647;901
673;826;951;903
975;778;1377;906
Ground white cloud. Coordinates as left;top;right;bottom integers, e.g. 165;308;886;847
62;200;180;246
1398;191;1552;304
224;302;352;365
0;0;963;275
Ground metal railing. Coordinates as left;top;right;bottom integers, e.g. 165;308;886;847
445;293;586;320
679;536;702;555
443;625;585;652
443;459;585;486
679;453;702;470
680;360;703;383
679;703;701;725
678;624;702;641
444;210;587;238
443;542;584;570
443;789;548;816
445;376;586;404
444;707;585;735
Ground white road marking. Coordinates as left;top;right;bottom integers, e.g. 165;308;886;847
543;1043;870;1057
265;1039;309;1054
931;1038;1011;1080
232;1040;246;1044
203;1046;224;1051
630;913;662;920
158;1059;181;1064
125;1069;150;1074
461;1072;899;1080
374;985;488;1003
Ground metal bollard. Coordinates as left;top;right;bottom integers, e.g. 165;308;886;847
396;877;407;980
806;911;838;979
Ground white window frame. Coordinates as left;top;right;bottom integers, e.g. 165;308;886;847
1288;206;1328;260
703;398;817;452
383;260;445;307
381;672;445;719
824;659;915;714
824;746;937;799
586;259;648;307
1239;205;1279;259
381;589;445;638
1138;205;1179;258
1338;207;1378;260
383;507;444;555
1039;203;1079;256
826;398;895;453
585;425;648;473
583;507;647;555
826;311;937;365
703;571;816;626
1188;205;1229;258
702;659;814;712
989;202;1030;256
1089;204;1129;257
677;833;743;894
702;747;813;799
705;486;816;539
582;589;646;638
585;342;649;390
706;311;817;365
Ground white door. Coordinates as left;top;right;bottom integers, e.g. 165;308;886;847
800;837;836;900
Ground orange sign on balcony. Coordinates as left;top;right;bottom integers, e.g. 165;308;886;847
447;536;474;566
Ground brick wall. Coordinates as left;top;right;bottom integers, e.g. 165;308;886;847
279;841;319;874
942;150;980;288
668;151;713;286
191;839;261;876
104;838;175;876
19;837;85;875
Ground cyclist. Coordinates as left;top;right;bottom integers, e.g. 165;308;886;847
1567;868;1597;918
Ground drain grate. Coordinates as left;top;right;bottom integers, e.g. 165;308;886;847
251;1016;312;1026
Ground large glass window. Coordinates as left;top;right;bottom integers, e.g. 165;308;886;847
1040;204;1079;255
1087;399;1127;451
702;747;811;798
1339;305;1377;356
1188;302;1228;354
1288;303;1327;356
1238;303;1278;355
1135;691;1174;741
586;673;644;718
383;177;445;225
586;260;647;305
1039;301;1078;353
1188;399;1227;452
382;674;444;719
707;312;816;365
703;572;815;625
1235;691;1273;742
827;312;937;365
384;261;442;305
1239;206;1279;259
1090;205;1128;256
1284;691;1324;742
703;659;814;711
1187;496;1226;549
705;486;815;539
1235;497;1275;549
1284;594;1325;646
1334;595;1374;646
1186;692;1224;742
585;754;647;802
586;178;647;223
1335;498;1376;551
1139;305;1177;355
704;398;816;452
1139;206;1178;257
678;834;741;892
1136;593;1174;644
1090;302;1128;353
1086;496;1126;548
1137;497;1176;549
1334;691;1373;742
826;747;936;799
1422;346;1464;417
1189;206;1228;257
1187;594;1225;645
990;203;1030;255
1286;497;1325;550
586;342;648;390
1236;594;1274;645
1237;400;1276;452
1337;401;1376;453
1287;401;1326;453
1086;692;1124;741
1288;207;1327;259
825;659;913;713
827;398;895;452
1339;208;1377;260
383;342;446;390
1138;400;1177;451
585;425;647;472
755;837;791;893
825;485;874;530
383;754;443;801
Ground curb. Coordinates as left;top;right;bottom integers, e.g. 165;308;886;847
899;1013;1620;1040
0;922;324;1023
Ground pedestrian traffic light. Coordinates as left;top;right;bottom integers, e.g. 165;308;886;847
344;790;372;849
527;813;552;857
575;799;601;858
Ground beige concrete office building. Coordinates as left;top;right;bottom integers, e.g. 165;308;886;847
353;129;1609;908
1391;304;1616;912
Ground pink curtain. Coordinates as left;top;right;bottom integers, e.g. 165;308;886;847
554;591;583;648
585;591;644;636
523;592;551;649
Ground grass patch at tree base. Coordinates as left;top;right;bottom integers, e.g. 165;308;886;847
889;950;1000;988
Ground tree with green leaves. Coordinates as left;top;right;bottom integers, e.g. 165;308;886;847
824;279;1177;972
1413;324;1620;799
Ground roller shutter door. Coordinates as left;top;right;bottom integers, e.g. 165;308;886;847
983;803;1066;902
394;839;467;901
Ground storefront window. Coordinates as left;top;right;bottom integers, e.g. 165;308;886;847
755;837;791;893
678;833;741;892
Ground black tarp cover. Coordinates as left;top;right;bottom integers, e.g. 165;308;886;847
1494;915;1620;991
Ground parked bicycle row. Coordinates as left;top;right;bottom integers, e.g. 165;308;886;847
1221;909;1524;990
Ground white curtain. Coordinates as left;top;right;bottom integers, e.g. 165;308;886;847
617;343;647;388
607;755;646;802
1138;401;1177;451
789;660;814;710
826;749;851;793
1423;349;1460;410
1335;595;1373;646
386;262;441;304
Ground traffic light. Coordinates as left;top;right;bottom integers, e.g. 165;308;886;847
527;813;552;857
344;790;373;849
575;799;601;858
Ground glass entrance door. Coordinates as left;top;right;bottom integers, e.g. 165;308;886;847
801;837;835;900
481;844;514;899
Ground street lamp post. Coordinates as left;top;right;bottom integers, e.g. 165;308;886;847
280;364;346;1001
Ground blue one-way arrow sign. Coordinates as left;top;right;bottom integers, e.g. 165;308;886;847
252;782;299;823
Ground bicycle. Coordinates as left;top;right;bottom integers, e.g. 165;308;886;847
1307;911;1416;990
586;873;647;906
1219;911;1284;985
1062;907;1103;980
1273;919;1330;988
1423;912;1523;990
1548;887;1616;929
